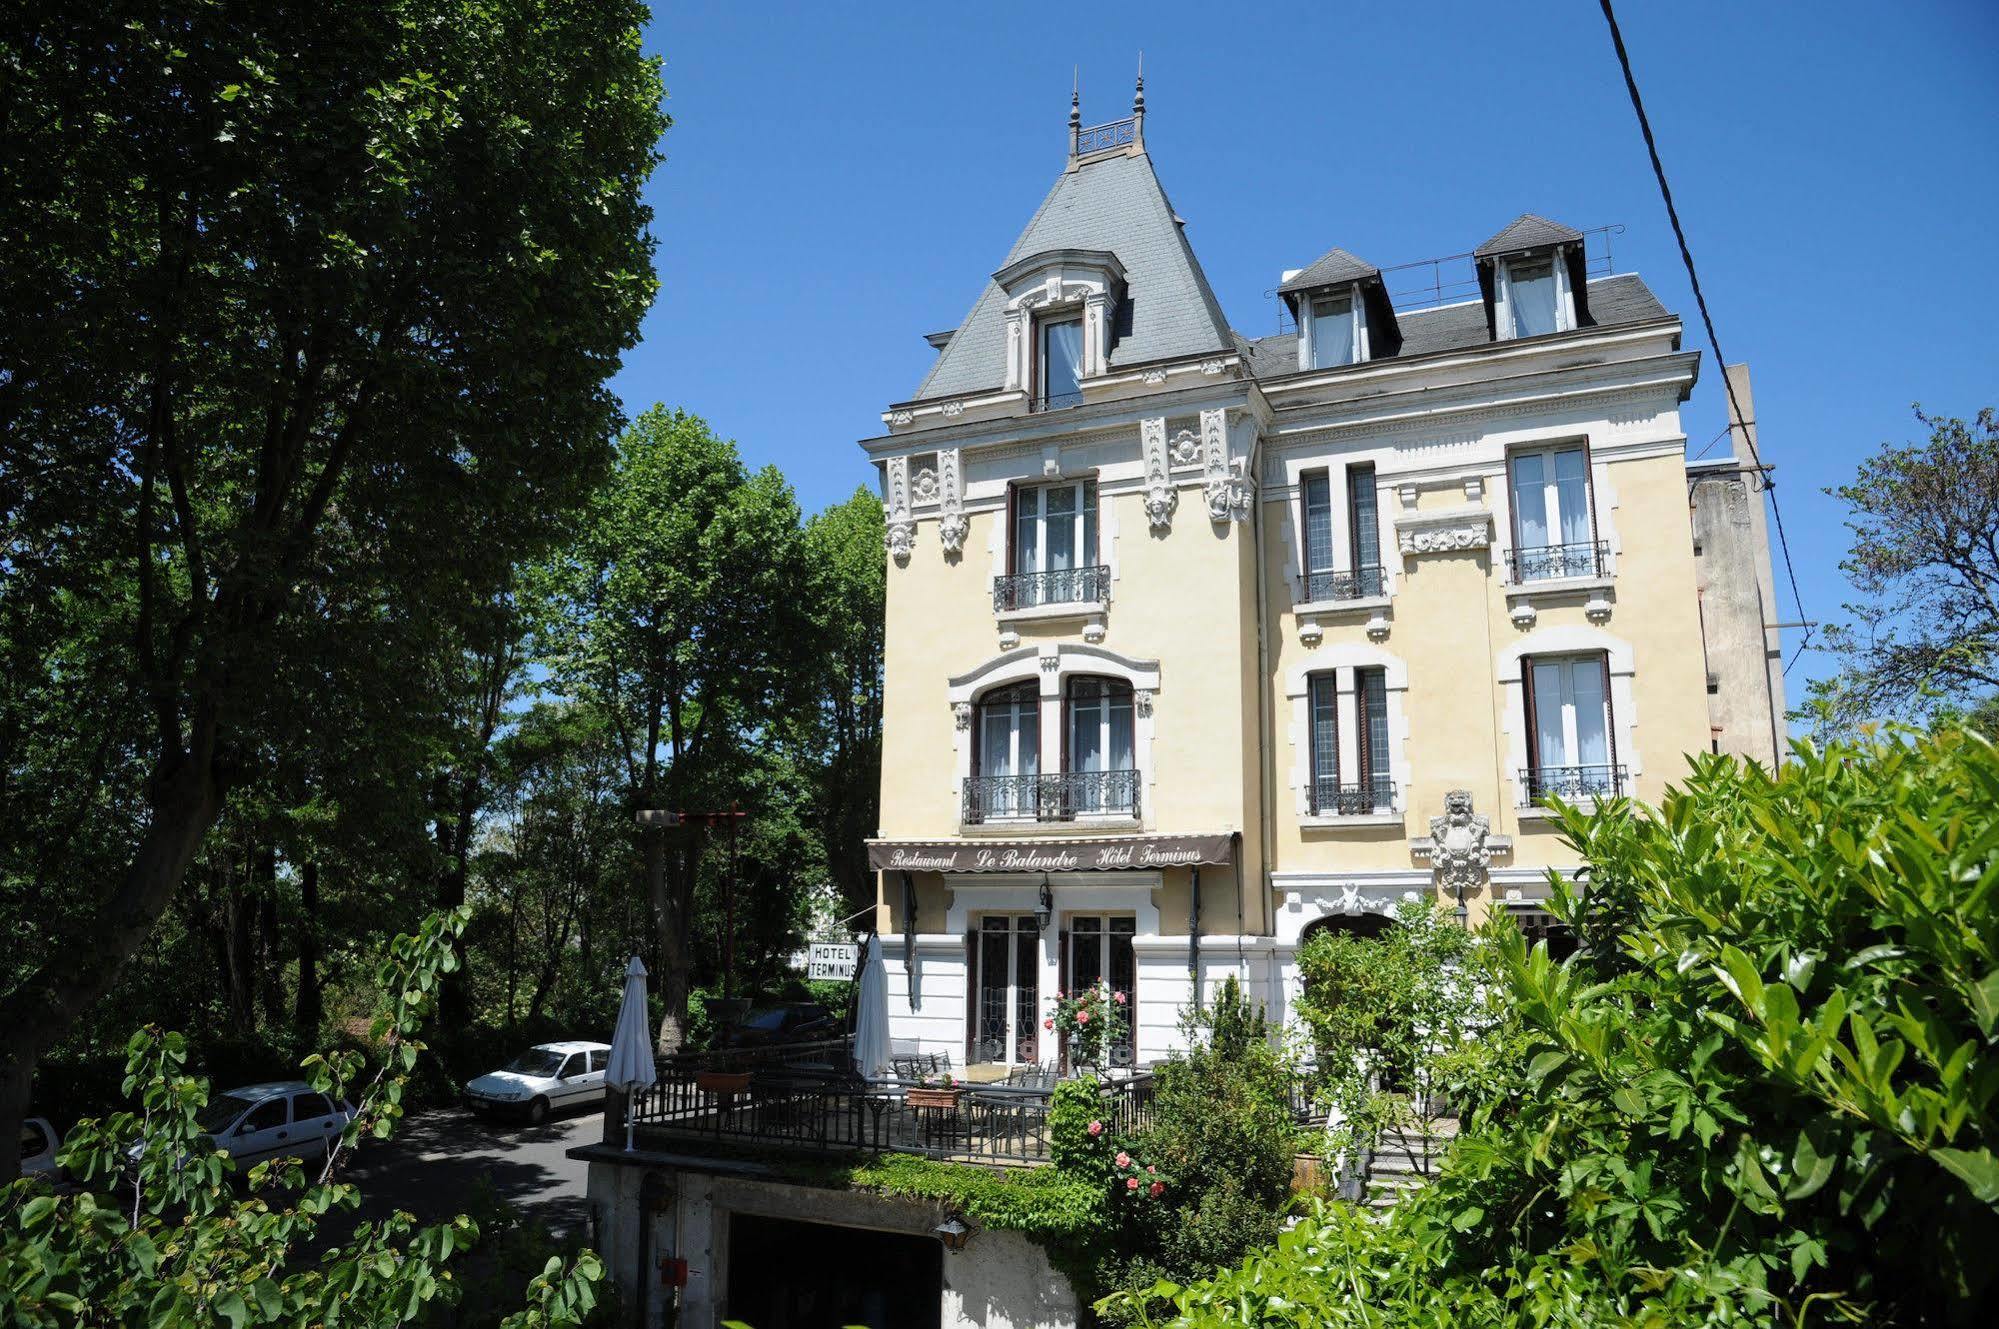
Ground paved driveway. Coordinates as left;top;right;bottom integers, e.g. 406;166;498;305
341;1103;603;1240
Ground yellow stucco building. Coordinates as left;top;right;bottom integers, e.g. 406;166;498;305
861;92;1776;1069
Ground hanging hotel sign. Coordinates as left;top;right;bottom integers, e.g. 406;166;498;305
866;833;1233;874
806;941;859;981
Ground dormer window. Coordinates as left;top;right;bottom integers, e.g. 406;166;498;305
1504;258;1559;338
1308;292;1360;369
1038;313;1084;410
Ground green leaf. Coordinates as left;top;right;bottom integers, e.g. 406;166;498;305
1934;1147;1999;1203
1527;1051;1568;1085
212;1288;251;1329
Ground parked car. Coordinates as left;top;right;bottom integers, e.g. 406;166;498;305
463;1041;610;1124
726;1002;838;1048
20;1117;61;1182
189;1082;355;1167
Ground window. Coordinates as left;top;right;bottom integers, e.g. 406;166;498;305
974;915;1041;1065
589;1050;608;1073
1001;480;1102;610
1347;463;1380;592
1522;653;1619;801
1509;906;1579;962
239;1097;288;1133
1310;292;1358;368
1509;445;1599;580
1298;466;1383;602
1506;258;1558;337
970;681;1039;821
1039;314;1084;409
289;1092;335;1123
1065;677;1136;816
1306;668;1391;815
1062;916;1136;1067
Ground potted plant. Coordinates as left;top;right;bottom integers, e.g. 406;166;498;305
905;1071;961;1110
1050;982;1130;1072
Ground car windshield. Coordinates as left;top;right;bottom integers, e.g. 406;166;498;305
504;1049;566;1077
195;1092;261;1132
742;1009;788;1031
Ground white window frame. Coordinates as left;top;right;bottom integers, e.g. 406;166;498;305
1527;655;1613;771
1299;284;1369;372
1495;251;1576;340
1284;643;1410;823
1012;479;1098;577
1507;442;1596;572
973;912;1042;1067
1497;624;1640;813
1037;310;1086;409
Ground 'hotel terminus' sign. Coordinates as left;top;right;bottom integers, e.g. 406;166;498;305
866;833;1233;874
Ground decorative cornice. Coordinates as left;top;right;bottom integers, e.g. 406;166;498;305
1394;504;1492;556
1140;417;1176;532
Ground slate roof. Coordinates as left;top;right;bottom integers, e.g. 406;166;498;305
1277;247;1379;296
1240;273;1671;379
1474;213;1584;258
910;150;1236;401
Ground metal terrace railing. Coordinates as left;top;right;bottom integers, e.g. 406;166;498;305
1304;565;1387;603
961;770;1140;825
1308;777;1397;818
993;563;1110;612
622;1043;1155;1166
1507;541;1609;583
1520;764;1627;805
1075;117;1136;155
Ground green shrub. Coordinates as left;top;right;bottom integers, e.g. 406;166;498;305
1131;732;1999;1326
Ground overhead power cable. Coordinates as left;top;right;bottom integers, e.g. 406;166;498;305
1597;0;1815;674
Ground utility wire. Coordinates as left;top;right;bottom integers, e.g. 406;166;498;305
1597;0;1815;674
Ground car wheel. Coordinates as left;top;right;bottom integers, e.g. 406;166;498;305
527;1097;549;1126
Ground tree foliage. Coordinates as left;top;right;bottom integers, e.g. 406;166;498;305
1811;406;1999;729
0;0;665;1173
1136;733;1999;1327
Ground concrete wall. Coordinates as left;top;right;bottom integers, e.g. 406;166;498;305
586;1157;1081;1329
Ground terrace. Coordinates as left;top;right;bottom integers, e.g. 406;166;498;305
612;1037;1155;1166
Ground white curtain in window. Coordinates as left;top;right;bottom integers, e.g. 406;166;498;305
1508;261;1557;337
1555;449;1590;546
1512;453;1551;549
980;693;1038;779
1571;662;1609;767
1044;485;1076;571
1311;296;1355;369
1532;660;1570;766
1043;318;1084;402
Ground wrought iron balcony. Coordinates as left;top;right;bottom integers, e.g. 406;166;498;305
993;564;1110;613
1520;764;1627;805
1303;565;1387;603
1507;540;1609;583
962;770;1140;824
1308;777;1397;817
1032;389;1085;412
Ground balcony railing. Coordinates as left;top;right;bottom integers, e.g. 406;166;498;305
1303;565;1386;603
1076;117;1136;155
993;563;1110;613
962;769;1140;824
1308;776;1397;817
621;1041;1156;1166
1520;763;1627;805
1032;389;1085;412
1507;540;1609;583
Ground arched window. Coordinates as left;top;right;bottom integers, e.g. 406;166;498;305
969;681;1039;823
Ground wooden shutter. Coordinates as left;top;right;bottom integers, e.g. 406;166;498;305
1297;473;1313;580
1520;655;1539;780
963;929;978;1064
1356;669;1374;796
1005;483;1019;576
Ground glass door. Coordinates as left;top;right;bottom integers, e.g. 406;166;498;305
1065;916;1137;1067
975;915;1041;1066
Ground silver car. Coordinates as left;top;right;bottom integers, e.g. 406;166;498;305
192;1082;355;1167
464;1041;609;1125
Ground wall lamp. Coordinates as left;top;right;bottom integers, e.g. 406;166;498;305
1034;876;1054;933
933;1215;972;1253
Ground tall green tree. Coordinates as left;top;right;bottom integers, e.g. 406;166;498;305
531;407;818;1048
1811;406;1999;729
0;1;665;1176
801;488;886;913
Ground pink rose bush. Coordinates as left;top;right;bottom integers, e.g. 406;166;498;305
1050;981;1130;1067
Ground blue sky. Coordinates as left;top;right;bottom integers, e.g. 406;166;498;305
609;1;1998;694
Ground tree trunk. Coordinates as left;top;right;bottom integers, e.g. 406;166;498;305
256;846;281;1029
0;755;224;1182
294;860;322;1038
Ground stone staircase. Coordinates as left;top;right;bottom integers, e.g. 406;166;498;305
1362;1116;1458;1214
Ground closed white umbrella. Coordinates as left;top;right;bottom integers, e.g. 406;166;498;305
606;956;658;1152
853;935;891;1083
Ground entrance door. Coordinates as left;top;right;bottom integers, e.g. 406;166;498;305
1065;916;1137;1067
974;915;1041;1066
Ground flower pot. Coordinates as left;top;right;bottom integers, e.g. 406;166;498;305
906;1087;962;1111
695;1070;751;1095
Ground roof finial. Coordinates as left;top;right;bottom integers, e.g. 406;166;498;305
1068;67;1081;160
1131;53;1145;147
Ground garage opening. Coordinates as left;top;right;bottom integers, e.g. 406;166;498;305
725;1212;943;1329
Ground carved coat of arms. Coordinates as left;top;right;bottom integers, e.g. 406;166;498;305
1425;789;1501;895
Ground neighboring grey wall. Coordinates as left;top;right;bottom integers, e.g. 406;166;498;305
1688;364;1787;769
585;1158;1082;1329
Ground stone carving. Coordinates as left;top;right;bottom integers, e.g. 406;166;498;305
1199;408;1252;523
1140;417;1176;532
936;448;968;555
1394;507;1493;555
953;702;972;730
884;456;915;564
1412;790;1512;896
890;409;914;426
941;399;964;418
912;466;939;504
1038;653;1060;674
1168;428;1201;467
1134;688;1154;716
1199;358;1227;376
1141;367;1168;385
